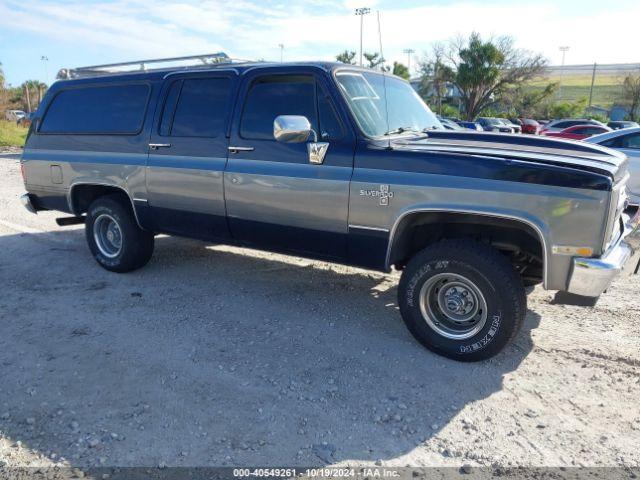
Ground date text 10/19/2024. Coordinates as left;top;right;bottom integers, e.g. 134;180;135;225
233;467;401;478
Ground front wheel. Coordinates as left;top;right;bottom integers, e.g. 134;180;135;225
398;240;526;361
85;195;154;273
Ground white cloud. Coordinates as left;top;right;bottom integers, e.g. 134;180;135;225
1;0;638;82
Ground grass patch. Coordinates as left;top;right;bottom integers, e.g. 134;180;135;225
527;72;626;109
0;120;28;147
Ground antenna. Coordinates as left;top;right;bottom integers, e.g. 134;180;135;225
377;10;391;150
377;10;385;70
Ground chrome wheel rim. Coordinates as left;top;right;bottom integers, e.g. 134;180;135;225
419;273;488;340
93;214;123;258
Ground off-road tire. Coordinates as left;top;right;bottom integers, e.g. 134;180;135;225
398;239;526;361
85;195;154;273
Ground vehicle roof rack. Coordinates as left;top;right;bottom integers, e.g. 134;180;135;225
56;52;245;79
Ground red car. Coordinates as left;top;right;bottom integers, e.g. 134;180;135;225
519;118;540;135
542;124;611;140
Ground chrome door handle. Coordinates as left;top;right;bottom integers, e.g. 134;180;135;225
149;143;171;149
228;146;254;153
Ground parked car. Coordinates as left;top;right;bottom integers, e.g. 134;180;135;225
476;117;514;133
19;55;640;361
607;121;639;130
456;120;483;131
497;118;522;134
437;116;464;131
5;109;26;123
540;118;604;134
18;112;35;128
519;119;540;135
586;127;640;204
542;124;611;140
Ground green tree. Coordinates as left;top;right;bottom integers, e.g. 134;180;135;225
19;80;48;112
336;50;357;65
417;46;455;115
502;82;558;118
392;61;410;80
363;52;385;70
439;33;546;120
622;74;640;122
549;98;588;119
0;62;8;113
439;103;460;119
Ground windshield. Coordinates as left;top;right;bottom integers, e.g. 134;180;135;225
335;71;442;137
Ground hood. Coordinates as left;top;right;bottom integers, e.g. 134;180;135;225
394;130;628;183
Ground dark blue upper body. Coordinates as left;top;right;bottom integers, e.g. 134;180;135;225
31;60;623;187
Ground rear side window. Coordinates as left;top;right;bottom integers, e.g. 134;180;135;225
240;75;317;140
580;127;606;135
40;84;149;134
601;137;622;148
622;133;640;149
161;77;232;137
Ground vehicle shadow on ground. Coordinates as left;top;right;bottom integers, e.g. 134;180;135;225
0;229;541;467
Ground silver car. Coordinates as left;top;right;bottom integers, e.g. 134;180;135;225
541;118;605;134
586;127;640;204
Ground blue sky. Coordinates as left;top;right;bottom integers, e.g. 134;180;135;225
1;0;639;86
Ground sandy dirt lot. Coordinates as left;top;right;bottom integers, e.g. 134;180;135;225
1;152;639;471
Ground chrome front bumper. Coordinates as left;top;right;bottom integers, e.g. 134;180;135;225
566;205;640;297
20;193;37;214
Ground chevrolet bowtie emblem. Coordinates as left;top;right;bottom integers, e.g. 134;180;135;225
359;184;394;206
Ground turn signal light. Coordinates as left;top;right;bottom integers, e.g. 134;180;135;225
552;245;594;257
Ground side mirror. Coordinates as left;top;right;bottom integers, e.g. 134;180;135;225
273;115;317;143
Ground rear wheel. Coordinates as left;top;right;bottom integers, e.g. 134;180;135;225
398;239;526;361
85;195;154;273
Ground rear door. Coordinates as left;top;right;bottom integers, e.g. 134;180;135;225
617;132;640;197
146;71;237;240
224;67;355;260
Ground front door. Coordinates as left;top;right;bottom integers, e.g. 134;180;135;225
224;68;355;260
146;71;237;240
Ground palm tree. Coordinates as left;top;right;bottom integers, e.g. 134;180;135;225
20;80;48;112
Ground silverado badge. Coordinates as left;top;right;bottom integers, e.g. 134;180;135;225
359;184;394;206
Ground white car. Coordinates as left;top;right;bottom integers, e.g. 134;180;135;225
586;127;640;204
4;110;26;122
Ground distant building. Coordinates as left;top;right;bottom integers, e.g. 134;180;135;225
610;104;639;121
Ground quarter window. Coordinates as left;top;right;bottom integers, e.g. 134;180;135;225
40;84;149;134
317;86;344;140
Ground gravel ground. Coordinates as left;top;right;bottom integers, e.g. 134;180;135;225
0;153;639;470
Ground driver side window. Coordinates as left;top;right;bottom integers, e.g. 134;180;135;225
240;75;317;140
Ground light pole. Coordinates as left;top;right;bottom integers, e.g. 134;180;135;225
278;44;284;63
354;7;370;67
41;55;49;84
403;48;415;75
557;46;570;100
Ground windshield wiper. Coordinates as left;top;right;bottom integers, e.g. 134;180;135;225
382;126;420;136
